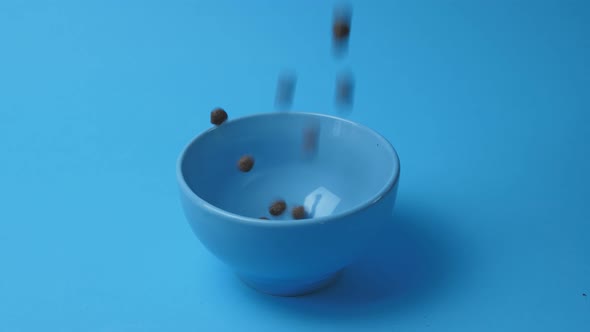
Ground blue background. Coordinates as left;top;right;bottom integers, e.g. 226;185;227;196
1;0;589;331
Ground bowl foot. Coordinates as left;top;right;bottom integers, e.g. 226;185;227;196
237;270;343;297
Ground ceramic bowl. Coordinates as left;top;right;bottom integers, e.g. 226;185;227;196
177;112;400;296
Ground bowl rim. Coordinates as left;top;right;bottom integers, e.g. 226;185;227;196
176;112;400;228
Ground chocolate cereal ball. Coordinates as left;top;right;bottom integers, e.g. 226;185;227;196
237;155;254;172
210;108;228;125
333;20;350;40
269;200;287;216
292;205;306;220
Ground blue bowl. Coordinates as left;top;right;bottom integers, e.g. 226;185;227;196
177;112;400;296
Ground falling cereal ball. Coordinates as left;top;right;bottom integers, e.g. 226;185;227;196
269;200;287;216
210;108;228;126
333;20;350;40
237;155;255;172
336;72;354;108
292;206;306;219
332;4;352;57
303;126;319;152
275;71;297;110
332;4;352;41
259;217;269;220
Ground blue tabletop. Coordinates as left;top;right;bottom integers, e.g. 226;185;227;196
1;0;589;331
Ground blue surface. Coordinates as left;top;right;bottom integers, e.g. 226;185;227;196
0;0;588;331
178;112;399;296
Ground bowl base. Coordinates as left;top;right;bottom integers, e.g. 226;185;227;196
237;269;344;297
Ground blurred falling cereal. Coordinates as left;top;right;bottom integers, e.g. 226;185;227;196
303;124;320;153
332;4;352;57
275;71;297;111
336;72;354;110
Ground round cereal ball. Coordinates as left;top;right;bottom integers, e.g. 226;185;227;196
210;108;228;125
237;155;255;172
333;20;350;40
292;205;306;220
269;200;287;216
